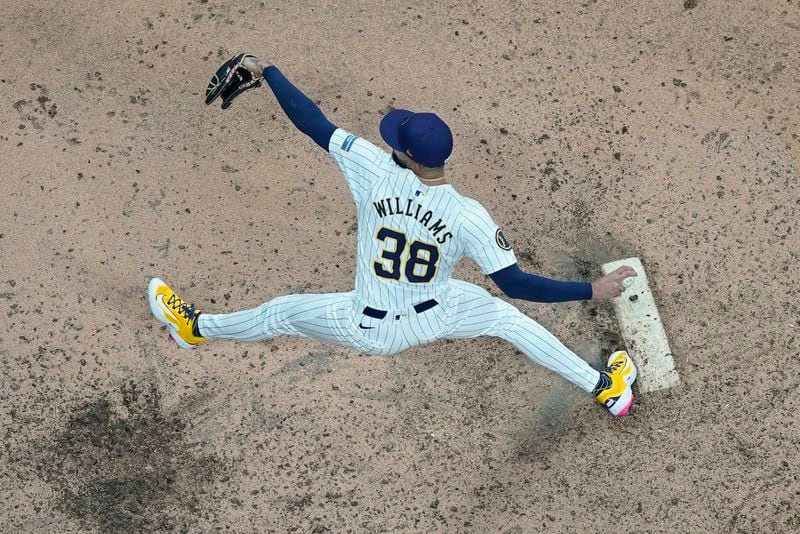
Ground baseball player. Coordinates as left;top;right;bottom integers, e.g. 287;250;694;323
148;54;639;416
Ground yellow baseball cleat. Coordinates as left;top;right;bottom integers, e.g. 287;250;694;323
594;351;637;416
147;278;207;349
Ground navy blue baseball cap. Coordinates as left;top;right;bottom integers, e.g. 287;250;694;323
380;109;453;168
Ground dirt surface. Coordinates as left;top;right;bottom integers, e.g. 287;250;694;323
1;0;799;532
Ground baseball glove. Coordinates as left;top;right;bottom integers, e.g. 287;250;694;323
205;52;263;109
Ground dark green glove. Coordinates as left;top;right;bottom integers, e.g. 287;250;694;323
205;52;262;110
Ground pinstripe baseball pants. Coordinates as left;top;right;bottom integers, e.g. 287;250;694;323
197;280;601;392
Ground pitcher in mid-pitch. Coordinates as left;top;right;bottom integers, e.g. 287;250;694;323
148;54;639;416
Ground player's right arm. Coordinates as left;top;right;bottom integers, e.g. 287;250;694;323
489;265;592;302
490;264;636;301
460;198;633;301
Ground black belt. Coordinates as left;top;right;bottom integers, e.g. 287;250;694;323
363;299;438;320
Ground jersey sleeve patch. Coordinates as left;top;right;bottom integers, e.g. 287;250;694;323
495;229;512;250
341;134;358;152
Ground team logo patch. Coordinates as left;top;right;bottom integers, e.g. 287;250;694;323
495;229;511;250
341;135;357;152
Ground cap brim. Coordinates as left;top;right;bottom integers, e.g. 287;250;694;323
379;109;413;152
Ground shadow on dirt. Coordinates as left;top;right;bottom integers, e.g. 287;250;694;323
41;380;230;533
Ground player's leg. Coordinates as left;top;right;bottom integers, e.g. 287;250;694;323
198;292;361;346
441;281;600;391
148;278;374;352
440;280;636;415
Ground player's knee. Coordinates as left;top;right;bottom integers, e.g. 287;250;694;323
487;299;525;333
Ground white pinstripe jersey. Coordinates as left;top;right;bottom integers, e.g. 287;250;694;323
328;128;516;310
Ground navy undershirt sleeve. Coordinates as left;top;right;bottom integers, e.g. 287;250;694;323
262;66;338;151
489;263;593;303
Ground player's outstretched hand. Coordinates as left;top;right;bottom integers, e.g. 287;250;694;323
206;53;269;110
242;55;272;77
591;265;637;299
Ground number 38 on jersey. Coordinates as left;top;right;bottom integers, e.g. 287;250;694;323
373;226;440;283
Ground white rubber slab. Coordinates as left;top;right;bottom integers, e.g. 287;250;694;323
602;257;680;393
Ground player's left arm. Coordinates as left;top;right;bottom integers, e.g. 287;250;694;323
242;57;337;150
242;56;388;205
